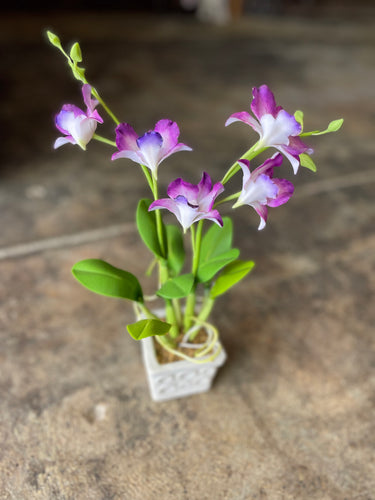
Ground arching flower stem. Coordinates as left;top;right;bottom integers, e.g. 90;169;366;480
221;143;266;185
92;134;116;147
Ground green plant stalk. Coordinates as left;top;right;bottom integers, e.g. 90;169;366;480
196;295;215;323
90;87;120;125
93;134;116;147
149;175;179;340
184;221;203;332
221;143;267;185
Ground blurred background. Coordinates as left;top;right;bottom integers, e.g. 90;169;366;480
1;2;375;498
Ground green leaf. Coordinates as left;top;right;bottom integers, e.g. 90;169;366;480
136;199;163;258
300;118;344;137
210;260;255;298
127;319;170;340
71;65;86;82
197;248;240;283
72;259;143;302
70;42;82;63
294;110;304;131
166;224;185;275
200;217;233;264
47;31;62;50
300;153;317;172
156;273;194;299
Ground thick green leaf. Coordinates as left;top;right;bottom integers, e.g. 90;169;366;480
136;199;163;258
127;319;170;340
197;248;240;283
166;224;185;275
70;42;82;63
72;259;143;302
210;259;255;298
200;217;233;264
156;273;194;299
300;153;317;172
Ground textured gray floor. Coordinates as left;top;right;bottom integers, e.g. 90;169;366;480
1;10;375;500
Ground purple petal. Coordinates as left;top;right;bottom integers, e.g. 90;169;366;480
197;172;212;198
238;159;252;186
154;119;179;151
167;178;199;201
136;131;163;171
253;202;268;230
199;181;224;212
149;198;179;214
114;123;139;153
275;145;301;174
251;153;283;181
225;112;261;135
155;119;192;162
200;209;223;227
268;179;294;207
82;84;97;113
284;135;313;155
55;108;83;134
251;85;281;120
90;109;103;124
111;149;143;164
54;135;76;149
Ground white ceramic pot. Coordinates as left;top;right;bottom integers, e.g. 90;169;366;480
141;336;227;402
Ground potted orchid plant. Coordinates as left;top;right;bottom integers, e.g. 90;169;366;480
48;31;343;401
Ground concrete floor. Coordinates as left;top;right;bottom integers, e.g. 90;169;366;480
1;9;375;500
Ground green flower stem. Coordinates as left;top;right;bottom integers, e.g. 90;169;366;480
197;296;215;323
93;134;116;147
149;175;179;339
152;176;166;258
184;221;203;332
160;261;179;339
137;302;160;321
140;164;154;194
214;191;241;207
90;87;120;125
221;143;266;185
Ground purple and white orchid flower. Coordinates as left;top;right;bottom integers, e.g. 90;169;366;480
233;153;294;230
226;85;313;174
112;119;192;178
149;172;224;232
54;84;103;150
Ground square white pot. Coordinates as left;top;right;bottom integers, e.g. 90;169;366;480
141;336;227;402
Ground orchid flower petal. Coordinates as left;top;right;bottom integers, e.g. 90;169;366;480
112;119;191;175
226;84;312;172
268;178;294;207
225;111;262;135
53;85;102;150
251;85;281;119
234;154;294;230
150;172;223;231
